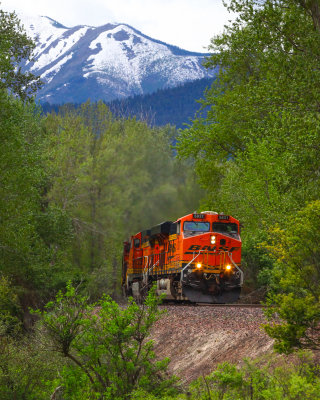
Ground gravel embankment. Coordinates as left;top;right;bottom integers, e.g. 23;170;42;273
151;305;273;382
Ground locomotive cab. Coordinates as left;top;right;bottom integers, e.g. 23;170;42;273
179;213;242;303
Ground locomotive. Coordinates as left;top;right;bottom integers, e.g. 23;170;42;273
122;211;243;303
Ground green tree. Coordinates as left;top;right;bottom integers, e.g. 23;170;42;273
36;283;177;399
0;333;60;400
263;200;320;353
0;90;75;313
0;92;44;306
0;8;42;100
178;0;320;233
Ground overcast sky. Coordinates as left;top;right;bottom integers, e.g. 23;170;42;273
0;0;235;52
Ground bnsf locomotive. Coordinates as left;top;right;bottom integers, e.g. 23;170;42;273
122;211;243;303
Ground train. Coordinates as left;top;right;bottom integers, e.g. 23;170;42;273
122;211;243;303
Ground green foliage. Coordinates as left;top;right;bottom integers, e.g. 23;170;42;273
190;363;246;400
263;200;320;352
0;91;43;298
241;233;275;290
0;276;22;335
0;92;42;269
186;355;320;400
0;89;76;309
0;333;60;400
37;283;178;399
0;8;42;100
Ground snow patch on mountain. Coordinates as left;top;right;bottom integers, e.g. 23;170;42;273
42;53;74;83
31;27;90;71
22;14;68;59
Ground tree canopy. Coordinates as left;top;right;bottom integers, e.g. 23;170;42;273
264;201;320;353
178;0;320;235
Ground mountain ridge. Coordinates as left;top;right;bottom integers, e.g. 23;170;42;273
19;14;216;104
41;77;214;128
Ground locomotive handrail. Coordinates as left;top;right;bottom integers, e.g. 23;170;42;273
142;251;177;275
142;255;160;283
229;253;244;286
143;255;149;269
142;255;149;285
180;250;205;282
149;259;159;273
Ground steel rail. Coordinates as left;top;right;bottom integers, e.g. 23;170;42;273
195;303;264;308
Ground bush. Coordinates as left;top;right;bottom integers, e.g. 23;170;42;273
36;283;178;399
187;354;320;400
0;333;60;400
264;201;320;352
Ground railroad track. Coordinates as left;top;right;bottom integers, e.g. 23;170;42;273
161;301;265;308
195;302;264;308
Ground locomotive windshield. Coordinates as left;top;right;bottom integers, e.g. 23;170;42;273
212;222;239;238
183;221;210;237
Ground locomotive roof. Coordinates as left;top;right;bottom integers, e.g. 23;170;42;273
131;212;239;239
175;211;239;223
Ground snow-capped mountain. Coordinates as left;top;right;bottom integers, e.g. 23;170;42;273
19;14;216;104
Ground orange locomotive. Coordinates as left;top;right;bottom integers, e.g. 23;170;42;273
122;211;243;303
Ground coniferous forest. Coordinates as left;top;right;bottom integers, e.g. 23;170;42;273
2;1;320;398
41;77;215;130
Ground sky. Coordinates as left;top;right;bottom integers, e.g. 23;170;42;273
0;0;235;52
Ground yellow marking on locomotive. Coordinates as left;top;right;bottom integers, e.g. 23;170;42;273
169;234;177;241
188;263;222;273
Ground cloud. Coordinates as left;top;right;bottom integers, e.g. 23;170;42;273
0;0;234;51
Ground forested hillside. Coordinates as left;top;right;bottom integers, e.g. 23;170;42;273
2;1;320;399
107;78;215;128
41;77;215;129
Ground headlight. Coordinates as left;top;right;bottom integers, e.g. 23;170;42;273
211;235;216;244
196;263;202;269
225;265;232;271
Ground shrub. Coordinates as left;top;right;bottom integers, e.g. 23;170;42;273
36;283;178;399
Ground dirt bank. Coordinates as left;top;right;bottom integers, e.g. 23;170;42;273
151;305;274;383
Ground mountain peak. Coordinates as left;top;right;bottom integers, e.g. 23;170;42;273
19;14;216;104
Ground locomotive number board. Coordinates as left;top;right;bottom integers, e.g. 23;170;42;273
193;213;205;219
218;215;230;220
